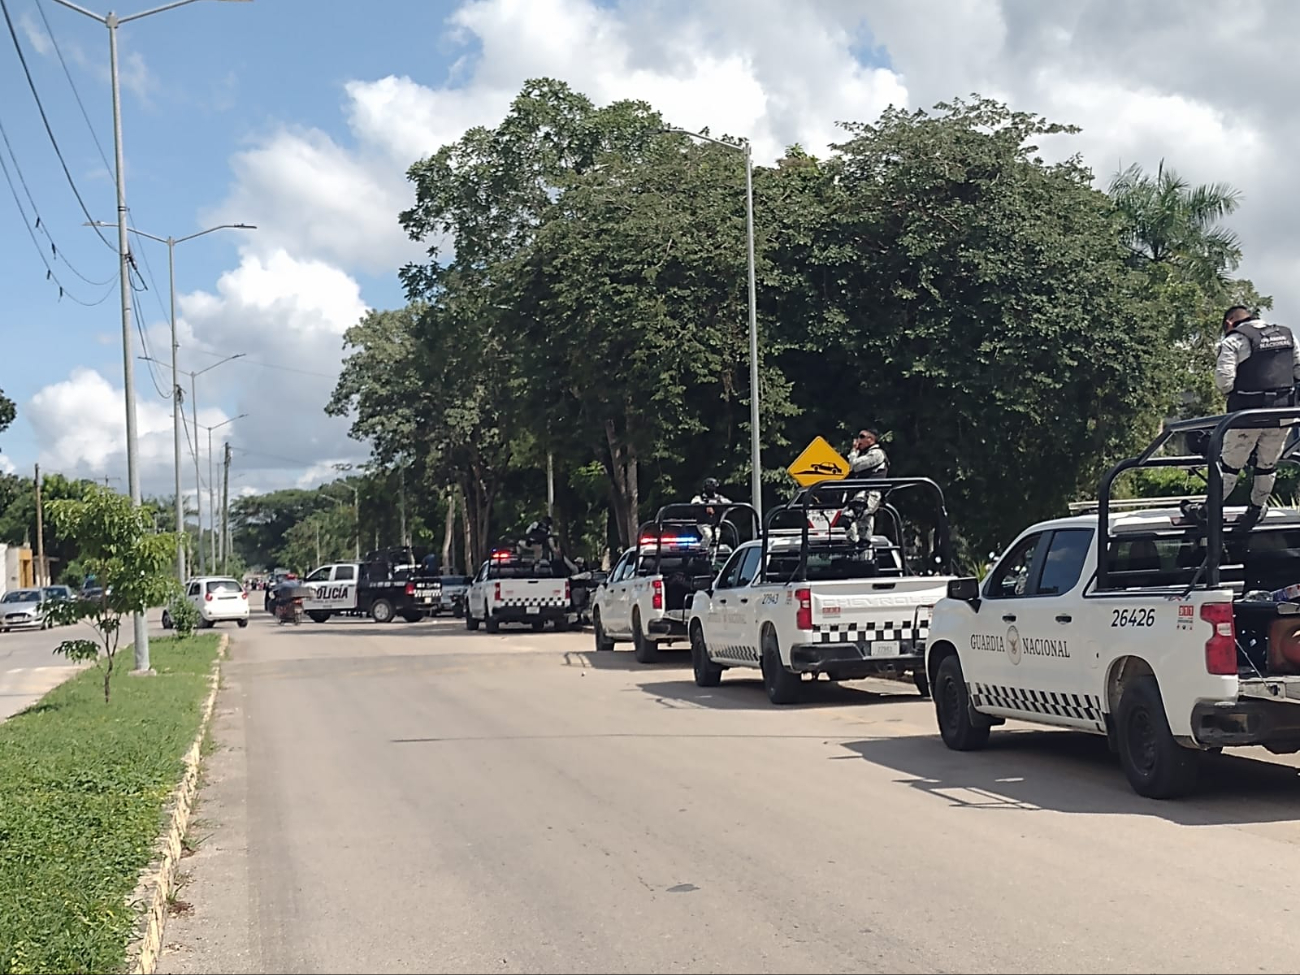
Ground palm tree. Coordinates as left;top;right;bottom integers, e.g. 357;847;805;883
1108;160;1243;294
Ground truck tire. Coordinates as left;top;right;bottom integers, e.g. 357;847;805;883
691;623;722;687
532;619;546;632
593;609;614;652
308;611;331;624
760;629;801;705
465;606;480;631
485;611;500;633
401;611;423;623
913;669;931;699
934;654;990;751
1116;674;1199;799
370;599;396;624
632;609;657;663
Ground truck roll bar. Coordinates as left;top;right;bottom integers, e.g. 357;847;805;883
1096;406;1300;590
637;502;762;576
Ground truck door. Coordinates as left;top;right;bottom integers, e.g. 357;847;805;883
972;528;1098;729
305;564;356;611
705;548;749;661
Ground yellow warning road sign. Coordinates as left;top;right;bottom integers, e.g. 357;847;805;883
787;436;851;487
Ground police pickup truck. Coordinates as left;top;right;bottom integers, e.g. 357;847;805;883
592;503;759;663
301;547;431;623
687;478;954;704
465;546;574;632
926;408;1300;799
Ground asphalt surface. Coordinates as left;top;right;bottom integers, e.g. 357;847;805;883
157;613;1300;974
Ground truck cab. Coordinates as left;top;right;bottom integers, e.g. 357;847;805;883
926;406;1300;799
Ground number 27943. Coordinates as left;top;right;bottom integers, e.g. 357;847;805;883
1111;607;1155;628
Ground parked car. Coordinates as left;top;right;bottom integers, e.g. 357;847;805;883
1;588;50;632
163;576;250;629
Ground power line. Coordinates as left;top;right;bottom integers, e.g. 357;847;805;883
0;134;114;305
33;0;112;174
130;284;171;399
0;0;116;252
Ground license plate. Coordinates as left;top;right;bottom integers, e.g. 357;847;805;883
869;640;900;656
526;605;540;614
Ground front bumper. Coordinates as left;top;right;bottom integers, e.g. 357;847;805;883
2;614;43;629
789;641;924;679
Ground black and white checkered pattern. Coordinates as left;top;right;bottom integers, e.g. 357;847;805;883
496;594;567;608
713;644;760;663
812;619;927;647
969;682;1103;728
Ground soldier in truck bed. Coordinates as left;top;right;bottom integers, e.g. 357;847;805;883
1199;305;1300;530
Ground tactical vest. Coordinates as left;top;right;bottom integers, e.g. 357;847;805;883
856;449;889;479
1229;321;1296;411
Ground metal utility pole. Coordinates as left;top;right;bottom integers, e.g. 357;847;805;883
221;441;231;574
50;0;256;675
34;465;45;587
399;466;407;548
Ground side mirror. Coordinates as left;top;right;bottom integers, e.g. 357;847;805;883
947;576;981;605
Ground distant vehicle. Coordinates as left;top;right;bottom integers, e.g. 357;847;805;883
1;588;50;632
43;585;73;603
163;576;250;629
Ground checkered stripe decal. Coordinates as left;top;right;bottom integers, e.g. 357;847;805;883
496;595;567;607
969;682;1103;726
812;619;928;646
714;644;760;663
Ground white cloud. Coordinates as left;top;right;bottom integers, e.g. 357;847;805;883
0;455;15;476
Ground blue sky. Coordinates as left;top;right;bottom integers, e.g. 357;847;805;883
0;0;1293;501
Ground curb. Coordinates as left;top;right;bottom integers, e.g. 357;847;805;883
125;632;229;975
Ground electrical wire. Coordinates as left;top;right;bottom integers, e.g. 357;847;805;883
0;140;114;305
34;0;112;174
130;284;172;399
189;347;339;380
0;0;116;252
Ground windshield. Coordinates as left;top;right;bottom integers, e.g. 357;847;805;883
2;589;41;603
763;541;905;582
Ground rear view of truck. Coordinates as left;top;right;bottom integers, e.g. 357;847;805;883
466;547;573;633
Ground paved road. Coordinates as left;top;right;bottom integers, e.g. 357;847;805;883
0;608;180;721
159;613;1300;975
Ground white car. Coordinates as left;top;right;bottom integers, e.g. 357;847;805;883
167;576;250;629
0;588;50;632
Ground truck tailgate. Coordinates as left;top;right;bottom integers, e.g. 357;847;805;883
809;577;949;653
496;579;568;610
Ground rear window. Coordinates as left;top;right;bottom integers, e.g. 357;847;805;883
205;579;243;595
764;543;904;582
1105;527;1300;591
487;562;556;579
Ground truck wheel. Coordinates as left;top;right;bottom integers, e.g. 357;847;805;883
1116;674;1199;799
465;606;480;631
632;610;657;663
760;630;801;705
691;623;722;688
402;611;423;623
369;599;395;623
913;669;931;699
934;654;990;751
593;610;614;652
308;611;331;624
485;611;500;634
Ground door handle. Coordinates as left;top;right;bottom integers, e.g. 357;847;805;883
1056;614;1072;623
719;598;727;605
740;597;749;604
1002;613;1016;622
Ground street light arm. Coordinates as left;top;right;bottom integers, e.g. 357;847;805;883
175;223;256;245
662;127;748;153
194;352;246;377
47;0;107;23
120;0;205;24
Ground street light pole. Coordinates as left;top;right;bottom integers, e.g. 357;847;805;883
87;221;256;585
663;127;763;512
49;0;254;674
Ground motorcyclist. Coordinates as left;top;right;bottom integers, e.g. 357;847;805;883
845;428;888;551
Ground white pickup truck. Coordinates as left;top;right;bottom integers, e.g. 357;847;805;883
687;478;955;704
925;408;1300;799
465;547;574;632
591;503;759;662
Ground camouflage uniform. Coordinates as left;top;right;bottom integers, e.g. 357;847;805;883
845;443;888;545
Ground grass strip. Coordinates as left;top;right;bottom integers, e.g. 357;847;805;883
0;634;221;975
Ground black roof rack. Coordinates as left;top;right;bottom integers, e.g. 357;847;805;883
1096;406;1300;590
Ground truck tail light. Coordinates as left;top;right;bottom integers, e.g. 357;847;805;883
494;582;501;602
653;579;663;610
405;582;415;596
795;588;812;630
565;580;571;602
1201;602;1237;675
